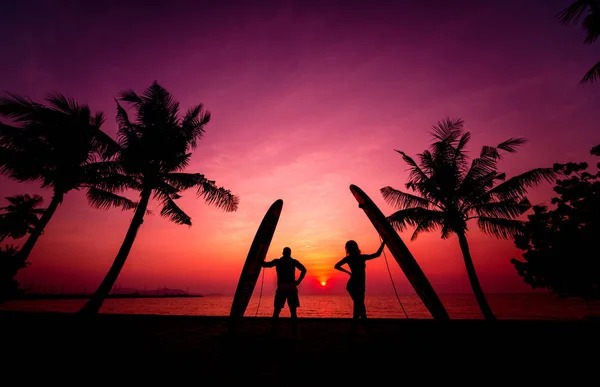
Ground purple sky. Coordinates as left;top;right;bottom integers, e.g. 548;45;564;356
1;0;599;297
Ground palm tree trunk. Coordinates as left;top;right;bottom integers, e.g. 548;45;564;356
15;192;63;265
79;187;152;315
456;231;496;320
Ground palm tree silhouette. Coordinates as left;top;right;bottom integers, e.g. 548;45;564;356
79;82;239;314
0;94;134;270
556;0;600;84
0;245;25;303
380;118;556;320
0;194;45;242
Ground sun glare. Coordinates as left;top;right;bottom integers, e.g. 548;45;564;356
320;281;327;287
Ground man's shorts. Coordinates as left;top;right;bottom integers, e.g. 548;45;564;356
274;283;299;308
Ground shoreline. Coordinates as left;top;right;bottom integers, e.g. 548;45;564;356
1;310;598;384
14;293;203;300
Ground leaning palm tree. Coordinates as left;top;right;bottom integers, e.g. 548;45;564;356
380;118;556;320
0;245;25;303
556;0;600;84
0;94;135;270
0;194;45;242
79;82;239;314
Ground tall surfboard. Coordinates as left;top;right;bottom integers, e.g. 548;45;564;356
350;184;450;320
229;199;283;322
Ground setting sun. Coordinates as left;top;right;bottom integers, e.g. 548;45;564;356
320;281;327;287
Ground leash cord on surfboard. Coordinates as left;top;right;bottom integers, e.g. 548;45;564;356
380;236;409;319
254;267;265;317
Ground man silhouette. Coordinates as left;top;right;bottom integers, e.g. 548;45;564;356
261;247;307;331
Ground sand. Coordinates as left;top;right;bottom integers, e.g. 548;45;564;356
1;311;598;385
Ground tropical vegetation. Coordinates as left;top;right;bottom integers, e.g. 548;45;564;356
0;194;45;242
557;0;600;83
380;118;556;320
511;144;600;298
0;94;134;302
79;82;239;314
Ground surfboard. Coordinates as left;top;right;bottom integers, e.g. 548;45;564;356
229;199;283;322
349;184;450;320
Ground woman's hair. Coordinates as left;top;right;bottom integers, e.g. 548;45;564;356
345;240;360;255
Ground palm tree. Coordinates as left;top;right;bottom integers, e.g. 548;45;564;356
380;118;556;320
0;245;25;303
0;194;45;242
79;82;239;314
556;0;600;84
0;94;135;271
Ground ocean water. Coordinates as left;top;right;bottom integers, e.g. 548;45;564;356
2;293;599;319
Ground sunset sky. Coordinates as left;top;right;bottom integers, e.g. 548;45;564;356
1;0;599;298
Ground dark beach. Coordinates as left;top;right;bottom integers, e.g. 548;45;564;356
1;311;598;385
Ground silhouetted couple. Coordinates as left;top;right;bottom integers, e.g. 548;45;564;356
335;240;385;334
261;246;306;335
263;241;385;336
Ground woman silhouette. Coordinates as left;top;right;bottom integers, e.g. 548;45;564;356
334;240;385;331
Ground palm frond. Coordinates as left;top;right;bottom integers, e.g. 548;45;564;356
387;207;445;234
0;122;24;144
380;186;433;210
395;150;428;184
91;111;105;129
0;147;45;183
469;198;531;219
410;218;444;241
0;93;42;123
86;187;136;211
580;60;600;84
136;82;180;125
430;117;464;142
91;116;120;159
81;160;124;176
118;90;143;107
161;152;192;173
115;99;133;129
418;150;437;175
2;193;44;209
115;100;140;152
396;149;450;209
487;168;557;200
453;131;472;173
160;197;191;225
181;104;210;149
583;10;600;42
496;137;527;154
85;172;139;192
154;181;182;201
46;93;86;116
477;217;526;239
196;180;239;212
556;1;594;25
162;172;205;190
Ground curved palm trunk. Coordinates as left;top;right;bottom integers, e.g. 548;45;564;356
15;192;63;265
456;231;496;320
79;187;152;315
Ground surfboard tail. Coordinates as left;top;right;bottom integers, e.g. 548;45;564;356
229;199;284;322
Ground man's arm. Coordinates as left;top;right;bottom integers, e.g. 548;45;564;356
261;259;277;268
365;242;386;260
295;260;307;285
334;257;351;275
